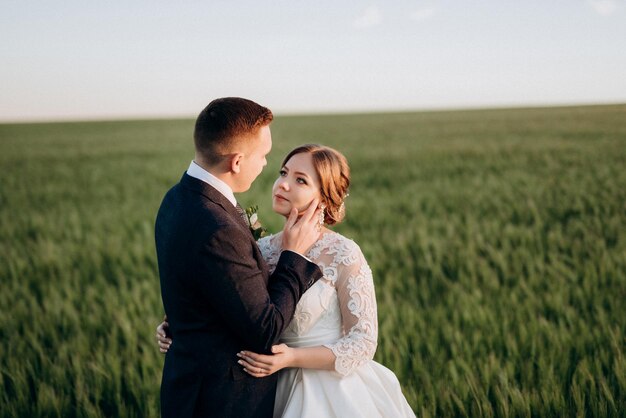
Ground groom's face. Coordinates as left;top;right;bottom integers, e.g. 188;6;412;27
236;125;272;192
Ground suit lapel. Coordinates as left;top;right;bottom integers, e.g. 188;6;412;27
179;172;268;283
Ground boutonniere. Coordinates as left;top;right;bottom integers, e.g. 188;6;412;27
245;205;268;240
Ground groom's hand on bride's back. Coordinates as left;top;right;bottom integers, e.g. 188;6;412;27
281;198;322;255
156;316;172;354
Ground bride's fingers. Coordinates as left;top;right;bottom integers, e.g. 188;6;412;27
238;358;260;370
238;359;269;375
239;357;272;373
237;354;268;370
238;351;270;365
244;370;266;377
242;368;265;378
239;361;271;377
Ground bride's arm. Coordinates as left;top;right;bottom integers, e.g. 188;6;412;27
289;346;335;369
322;241;378;375
237;344;335;377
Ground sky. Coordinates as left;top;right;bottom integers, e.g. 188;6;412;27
1;0;625;122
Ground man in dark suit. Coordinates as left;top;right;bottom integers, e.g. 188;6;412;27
155;97;323;418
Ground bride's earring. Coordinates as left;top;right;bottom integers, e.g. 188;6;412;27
318;204;326;229
338;192;348;216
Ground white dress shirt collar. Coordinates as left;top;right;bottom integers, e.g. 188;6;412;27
186;161;237;207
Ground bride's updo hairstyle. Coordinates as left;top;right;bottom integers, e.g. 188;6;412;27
282;144;350;225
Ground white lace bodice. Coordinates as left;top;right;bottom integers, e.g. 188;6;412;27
257;231;378;376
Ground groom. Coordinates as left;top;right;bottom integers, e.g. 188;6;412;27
155;97;323;418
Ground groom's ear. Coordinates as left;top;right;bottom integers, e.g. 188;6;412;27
230;153;245;174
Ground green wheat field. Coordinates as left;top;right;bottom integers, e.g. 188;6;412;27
1;104;625;417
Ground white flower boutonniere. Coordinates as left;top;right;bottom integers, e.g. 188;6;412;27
245;205;268;240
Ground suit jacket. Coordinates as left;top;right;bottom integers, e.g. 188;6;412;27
156;173;322;418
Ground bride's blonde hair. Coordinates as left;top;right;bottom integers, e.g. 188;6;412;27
281;144;350;225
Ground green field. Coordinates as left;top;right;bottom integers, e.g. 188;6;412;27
1;104;625;417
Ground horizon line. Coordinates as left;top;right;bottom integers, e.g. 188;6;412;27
1;100;624;125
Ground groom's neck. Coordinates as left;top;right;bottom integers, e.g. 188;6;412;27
193;157;236;191
193;158;214;175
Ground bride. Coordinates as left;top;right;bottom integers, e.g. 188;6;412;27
157;144;415;417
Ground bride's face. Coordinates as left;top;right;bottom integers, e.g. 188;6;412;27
272;152;322;217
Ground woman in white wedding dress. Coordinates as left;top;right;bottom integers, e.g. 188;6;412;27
158;144;415;418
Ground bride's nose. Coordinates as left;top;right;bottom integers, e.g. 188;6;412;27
278;180;290;191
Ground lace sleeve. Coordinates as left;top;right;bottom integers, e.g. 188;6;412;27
257;234;280;273
323;240;378;376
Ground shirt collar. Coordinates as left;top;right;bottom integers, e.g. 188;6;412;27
186;161;237;207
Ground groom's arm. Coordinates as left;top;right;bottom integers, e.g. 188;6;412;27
200;225;322;354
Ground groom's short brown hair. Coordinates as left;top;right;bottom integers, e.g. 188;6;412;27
194;97;273;165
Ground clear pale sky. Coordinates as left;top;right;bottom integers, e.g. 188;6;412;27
1;1;625;122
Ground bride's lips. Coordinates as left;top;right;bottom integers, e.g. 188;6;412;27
274;194;289;202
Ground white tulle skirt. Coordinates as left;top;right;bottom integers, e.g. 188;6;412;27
273;360;416;418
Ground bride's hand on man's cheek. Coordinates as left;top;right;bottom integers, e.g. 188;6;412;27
237;344;293;378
